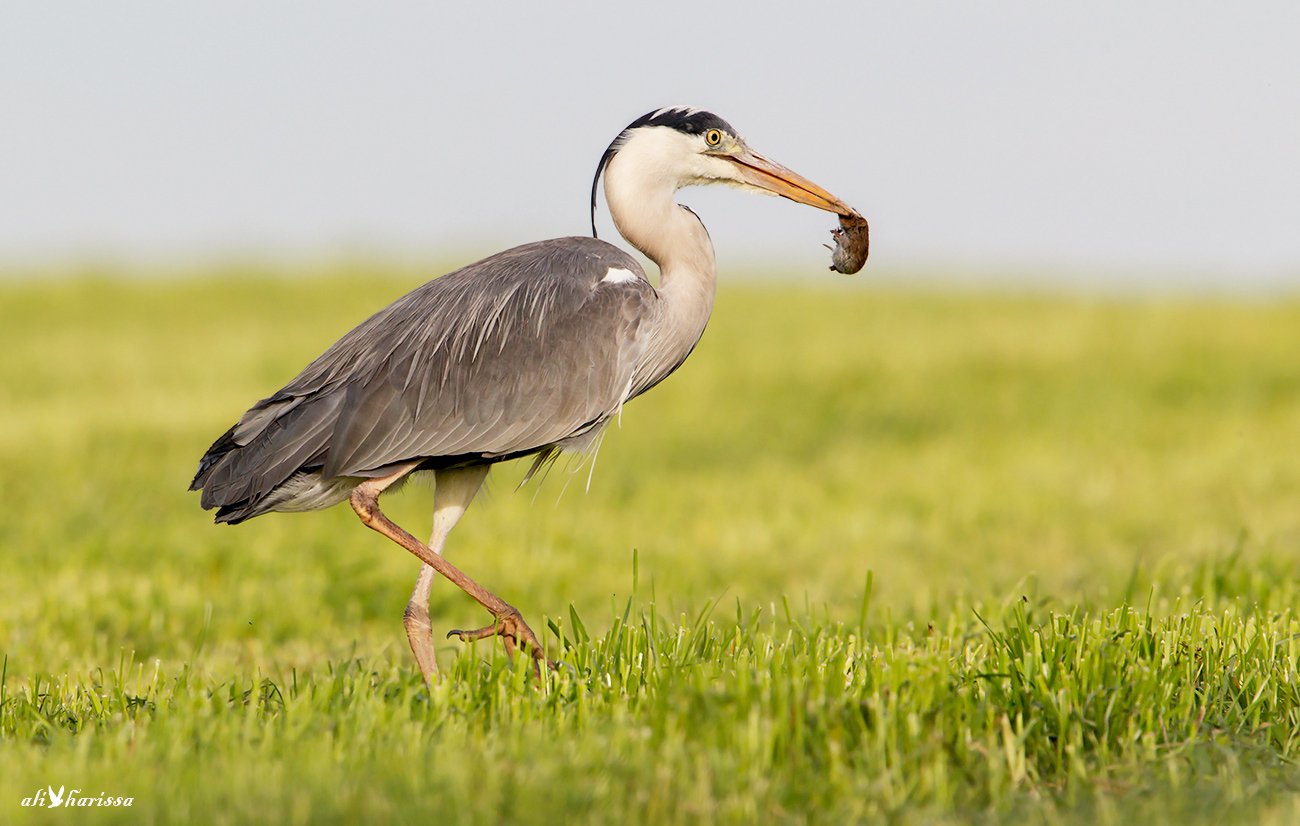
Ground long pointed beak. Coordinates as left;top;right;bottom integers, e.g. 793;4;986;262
725;145;862;219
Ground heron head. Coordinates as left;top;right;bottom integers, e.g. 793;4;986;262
592;106;859;236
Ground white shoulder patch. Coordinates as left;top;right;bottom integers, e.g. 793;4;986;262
601;267;638;284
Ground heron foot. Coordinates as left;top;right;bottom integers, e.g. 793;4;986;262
403;601;441;687
447;605;554;676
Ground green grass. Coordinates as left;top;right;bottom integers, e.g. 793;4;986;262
2;272;1300;823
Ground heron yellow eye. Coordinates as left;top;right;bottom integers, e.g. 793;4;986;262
705;129;722;146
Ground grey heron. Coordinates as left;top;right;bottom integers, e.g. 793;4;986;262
191;106;865;683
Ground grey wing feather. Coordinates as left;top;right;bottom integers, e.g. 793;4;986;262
192;237;655;518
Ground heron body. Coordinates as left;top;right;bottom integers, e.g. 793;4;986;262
194;238;658;523
192;106;864;682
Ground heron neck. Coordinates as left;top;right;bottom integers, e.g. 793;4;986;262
651;210;717;376
639;203;716;321
605;176;717;393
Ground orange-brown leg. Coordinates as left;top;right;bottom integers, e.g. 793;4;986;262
350;464;550;680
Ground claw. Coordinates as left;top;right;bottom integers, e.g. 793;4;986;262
447;625;497;642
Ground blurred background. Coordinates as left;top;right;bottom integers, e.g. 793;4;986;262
3;9;1299;819
2;1;1298;290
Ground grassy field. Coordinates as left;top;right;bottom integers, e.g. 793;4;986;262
1;271;1300;824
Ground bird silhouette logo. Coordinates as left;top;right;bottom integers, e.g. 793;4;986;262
47;786;66;808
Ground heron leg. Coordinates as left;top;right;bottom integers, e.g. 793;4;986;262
402;464;490;686
350;465;552;678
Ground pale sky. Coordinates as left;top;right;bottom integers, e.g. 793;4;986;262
2;2;1298;289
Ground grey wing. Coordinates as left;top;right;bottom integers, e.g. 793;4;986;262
192;237;655;517
321;242;653;476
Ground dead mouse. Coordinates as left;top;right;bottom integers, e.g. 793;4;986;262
827;213;869;274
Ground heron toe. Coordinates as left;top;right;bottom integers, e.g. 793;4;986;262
448;606;552;675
